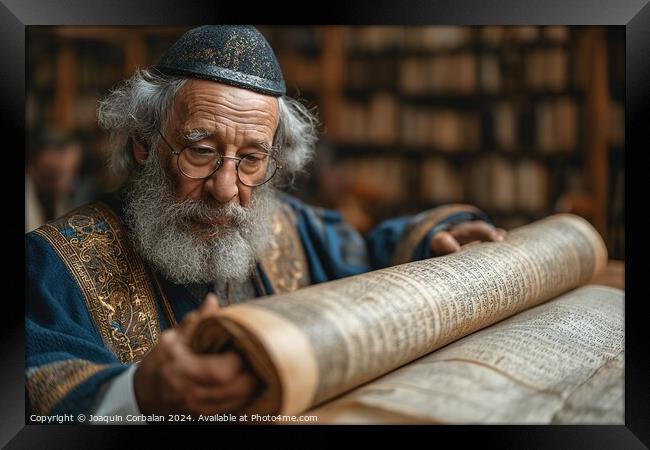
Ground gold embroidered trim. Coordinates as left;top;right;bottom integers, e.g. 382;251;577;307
33;202;161;363
391;204;481;266
258;204;310;294
27;360;111;415
151;270;178;328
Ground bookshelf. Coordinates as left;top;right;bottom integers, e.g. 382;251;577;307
262;26;624;259
26;26;625;259
26;26;191;191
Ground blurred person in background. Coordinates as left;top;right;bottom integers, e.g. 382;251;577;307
25;26;505;420
25;127;86;232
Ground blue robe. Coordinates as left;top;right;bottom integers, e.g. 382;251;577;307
25;193;489;417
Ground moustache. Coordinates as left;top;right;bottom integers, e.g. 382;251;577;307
167;198;250;227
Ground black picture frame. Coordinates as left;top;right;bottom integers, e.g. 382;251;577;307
5;0;649;447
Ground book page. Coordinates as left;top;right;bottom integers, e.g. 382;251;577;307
310;285;623;424
550;350;624;424
194;214;607;414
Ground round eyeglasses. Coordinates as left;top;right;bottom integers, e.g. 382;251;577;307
156;129;281;187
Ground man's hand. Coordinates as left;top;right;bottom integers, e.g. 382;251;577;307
430;220;507;256
134;293;259;415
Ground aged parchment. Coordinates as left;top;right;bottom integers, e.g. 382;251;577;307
310;285;623;424
192;214;609;417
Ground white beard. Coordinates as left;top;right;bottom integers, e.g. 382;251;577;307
123;153;278;285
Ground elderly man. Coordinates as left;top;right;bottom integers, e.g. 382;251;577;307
25;26;505;420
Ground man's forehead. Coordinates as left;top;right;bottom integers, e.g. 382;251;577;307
170;81;279;136
176;79;279;107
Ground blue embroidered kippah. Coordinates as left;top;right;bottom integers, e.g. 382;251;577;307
156;25;286;97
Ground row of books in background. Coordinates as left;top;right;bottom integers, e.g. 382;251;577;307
335;94;598;152
335;155;551;215
347;48;571;95
273;27;575;96
496;98;624;150
399;54;481;95
338;94;478;147
344;26;570;52
29;42;123;92
401;51;568;95
400;107;481;150
534;98;579;153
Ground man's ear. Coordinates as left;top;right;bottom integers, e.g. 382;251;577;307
131;135;149;164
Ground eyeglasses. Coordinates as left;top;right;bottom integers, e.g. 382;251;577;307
156;129;281;187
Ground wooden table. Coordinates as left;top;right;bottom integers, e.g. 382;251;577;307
592;260;625;290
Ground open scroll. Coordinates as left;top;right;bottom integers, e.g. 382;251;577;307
190;213;620;421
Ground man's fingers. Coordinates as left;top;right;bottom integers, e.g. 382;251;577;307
161;331;245;385
179;354;259;415
200;293;221;316
190;371;259;404
160;328;188;357
431;231;461;256
183;351;245;386
449;221;504;245
178;293;221;340
432;222;508;255
176;311;200;340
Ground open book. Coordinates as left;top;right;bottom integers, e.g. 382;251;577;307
190;214;624;424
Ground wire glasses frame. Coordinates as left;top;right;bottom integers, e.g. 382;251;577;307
155;129;281;187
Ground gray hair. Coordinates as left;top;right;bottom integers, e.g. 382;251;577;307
97;68;319;186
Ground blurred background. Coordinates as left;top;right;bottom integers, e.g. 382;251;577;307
26;26;624;260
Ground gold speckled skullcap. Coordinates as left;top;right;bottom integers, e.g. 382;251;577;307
155;25;285;96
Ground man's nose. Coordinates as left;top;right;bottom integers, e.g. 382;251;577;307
205;158;239;203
